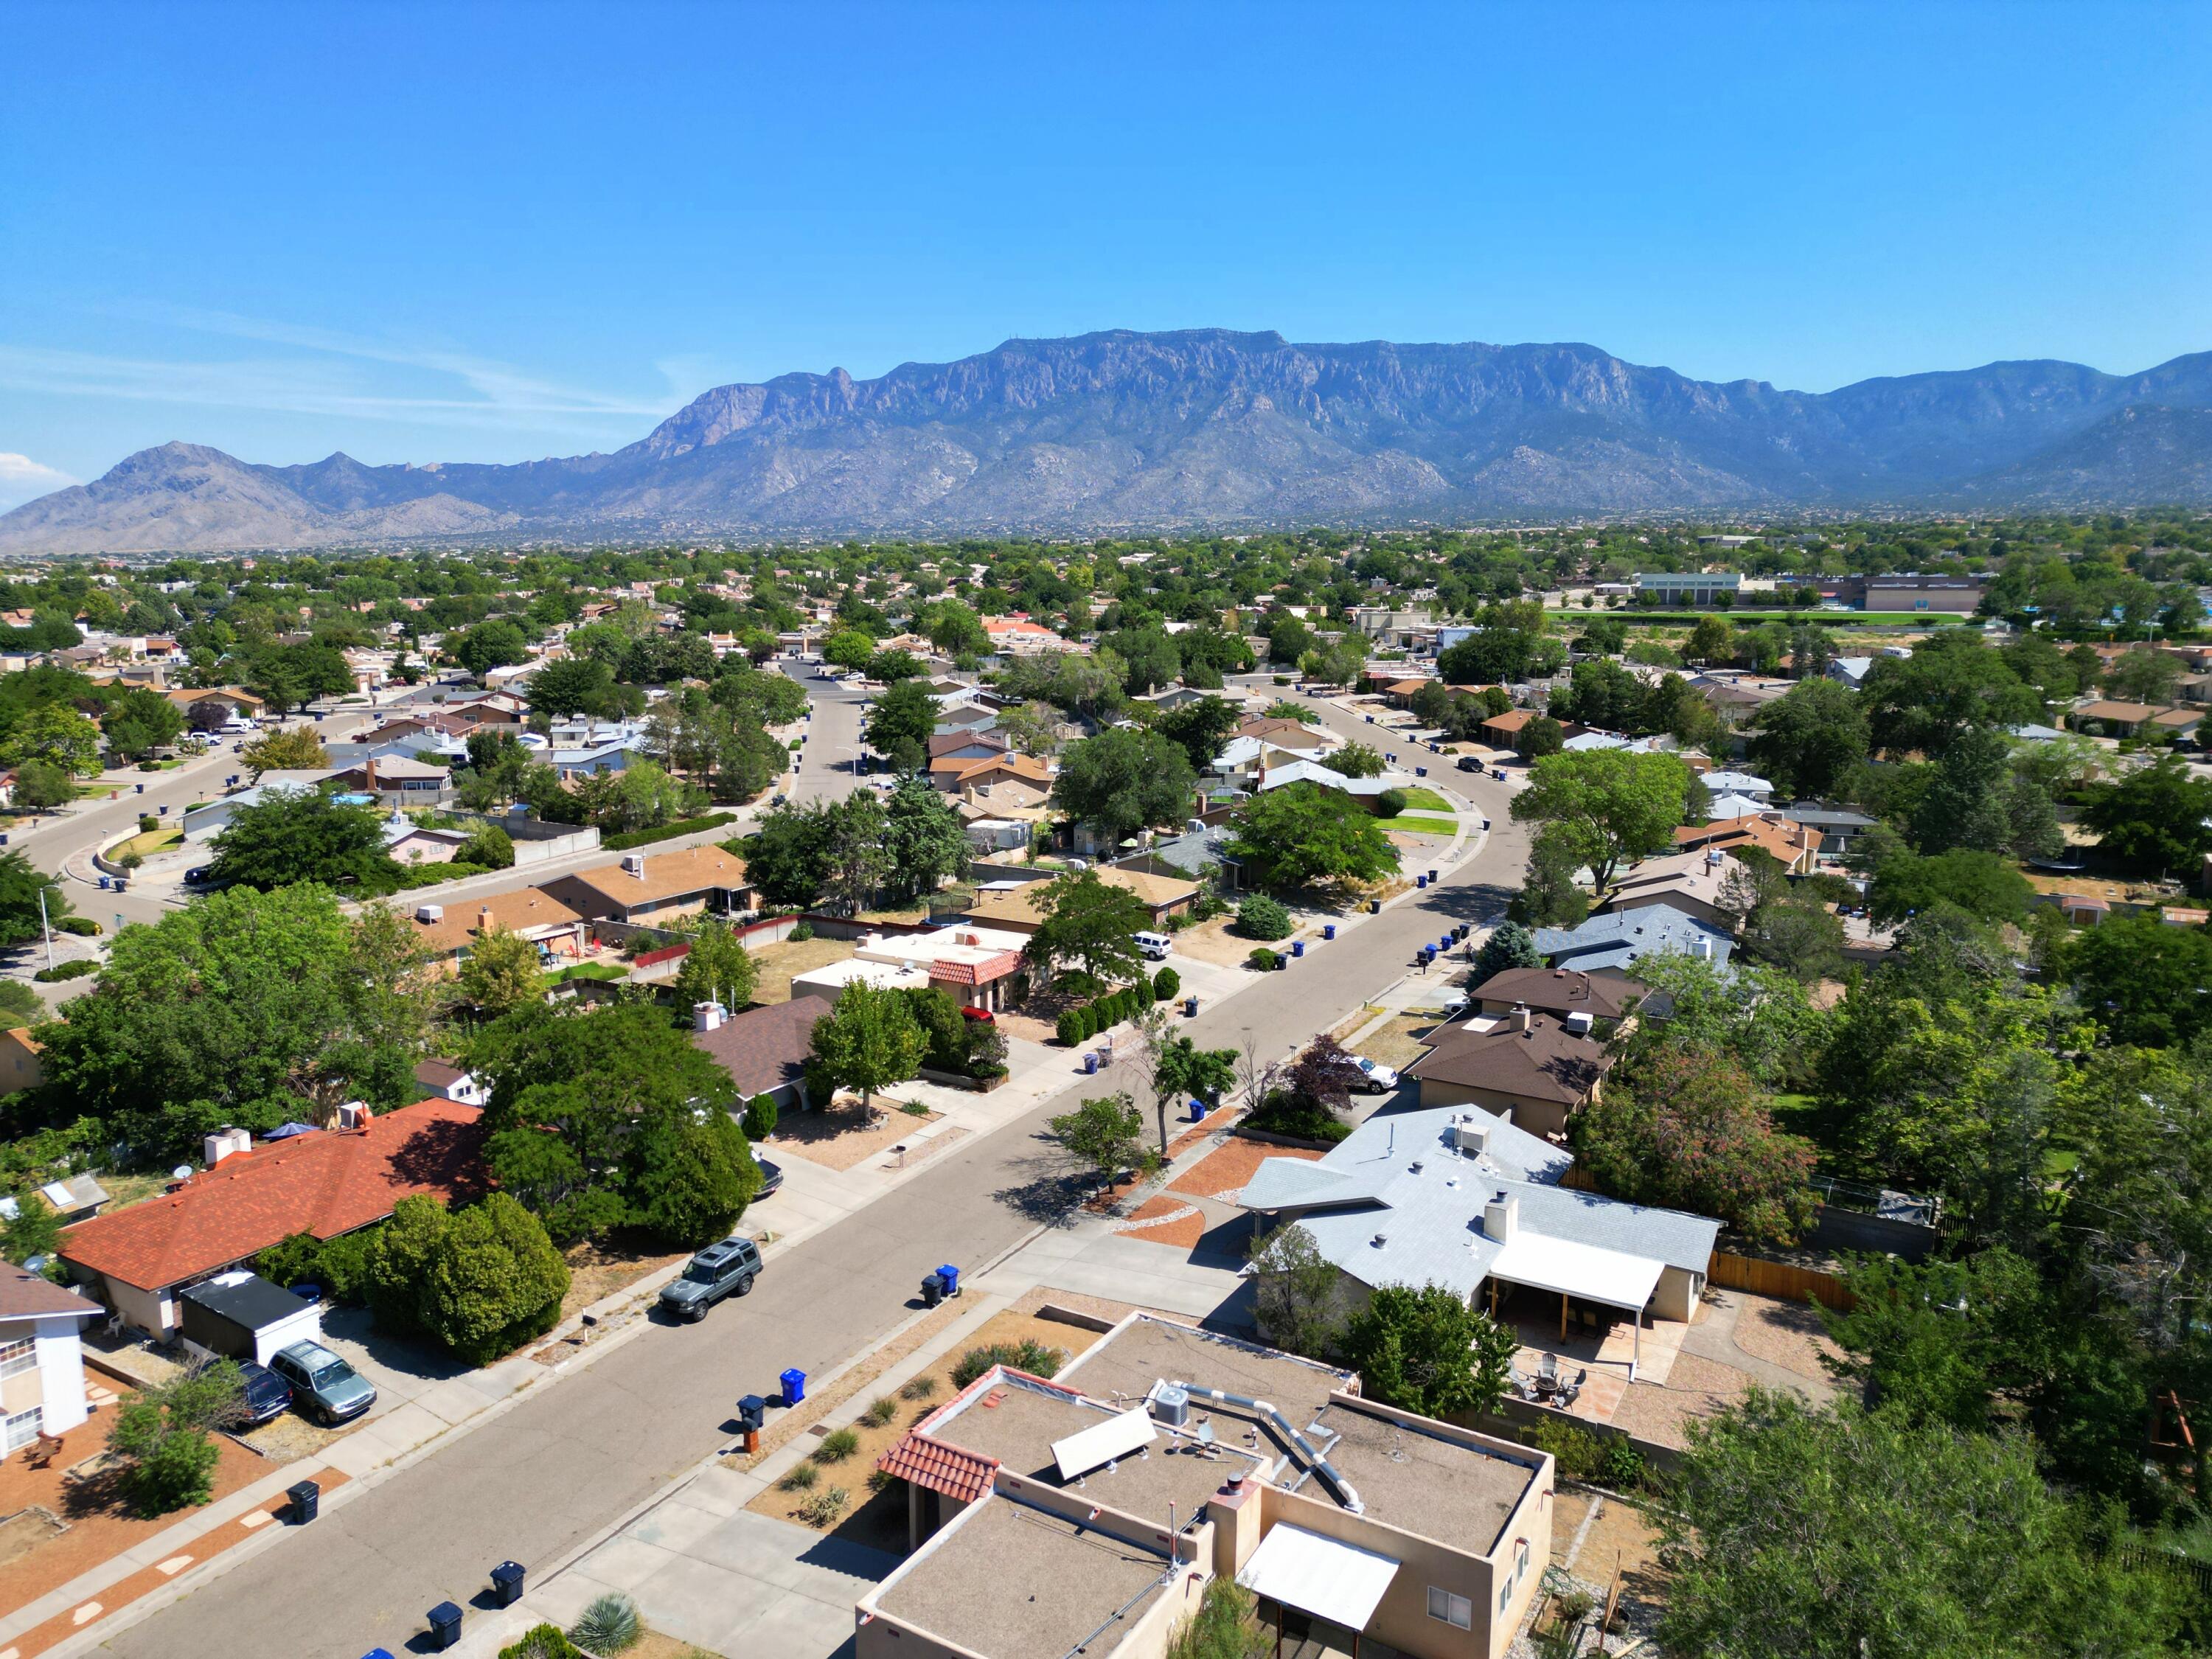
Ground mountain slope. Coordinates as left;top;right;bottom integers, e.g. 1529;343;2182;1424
5;331;2210;552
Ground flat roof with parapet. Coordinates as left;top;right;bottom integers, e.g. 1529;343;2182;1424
1297;1402;1537;1556
926;1368;1265;1517
875;1493;1177;1659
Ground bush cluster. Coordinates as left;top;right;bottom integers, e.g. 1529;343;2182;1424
599;811;737;852
1054;984;1149;1045
34;960;95;981
1245;1089;1352;1144
1247;946;1284;972
1237;894;1293;939
254;1225;380;1303
951;1338;1068;1388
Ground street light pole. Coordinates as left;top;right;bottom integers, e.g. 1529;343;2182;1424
37;886;53;975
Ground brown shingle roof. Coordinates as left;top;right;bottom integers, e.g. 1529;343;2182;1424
0;1264;101;1321
562;846;751;909
60;1099;488;1292
1469;967;1644;1021
405;888;584;954
1408;1012;1611;1105
690;999;825;1099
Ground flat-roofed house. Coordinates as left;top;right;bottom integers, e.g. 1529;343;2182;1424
962;868;1200;934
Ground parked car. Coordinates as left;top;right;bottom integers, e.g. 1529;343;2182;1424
1456;755;1484;772
754;1158;784;1200
1352;1057;1399;1093
270;1340;377;1425
234;1360;293;1426
658;1236;764;1323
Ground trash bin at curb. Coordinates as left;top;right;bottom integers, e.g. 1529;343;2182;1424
1369;900;1382;914
737;1394;767;1433
1188;1099;1207;1122
1183;995;1198;1017
1416;874;1428;889
780;1367;807;1407
287;1479;319;1524
490;1561;525;1607
921;1274;943;1307
1323;923;1336;940
1291;940;1305;957
426;1601;463;1651
1083;1052;1099;1075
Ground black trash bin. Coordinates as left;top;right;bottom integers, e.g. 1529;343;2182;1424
737;1394;767;1433
490;1561;526;1607
426;1601;463;1651
287;1479;319;1525
920;1273;944;1307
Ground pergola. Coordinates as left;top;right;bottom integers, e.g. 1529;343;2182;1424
1484;1234;1665;1379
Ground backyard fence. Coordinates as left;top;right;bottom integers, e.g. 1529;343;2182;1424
1705;1251;1856;1312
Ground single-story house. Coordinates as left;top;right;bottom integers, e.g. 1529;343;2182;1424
854;925;1031;1012
1402;1006;1615;1138
790;957;933;1004
413;1058;489;1106
383;814;473;866
1674;813;1821;875
961;867;1200;934
1700;770;1773;803
1232;717;1332;757
1599;848;1739;929
406;888;589;968
58;1099;487;1338
166;686;265;730
929;752;1055;796
327;755;454;808
1481;709;1537;746
689;997;824;1110
1532;905;1733;978
542;846;754;927
1;1266;104;1452
927;729;1012;766
1779;802;1879;857
1467;967;1644;1025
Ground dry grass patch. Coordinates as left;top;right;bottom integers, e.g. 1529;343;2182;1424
745;934;858;1004
771;1100;944;1171
1349;1015;1436;1070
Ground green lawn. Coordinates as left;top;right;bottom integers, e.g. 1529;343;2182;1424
1388;815;1460;836
546;961;627;985
1396;786;1452;813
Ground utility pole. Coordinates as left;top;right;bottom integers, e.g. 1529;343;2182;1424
36;887;53;974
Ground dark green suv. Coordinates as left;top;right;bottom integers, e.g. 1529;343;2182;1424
659;1236;763;1323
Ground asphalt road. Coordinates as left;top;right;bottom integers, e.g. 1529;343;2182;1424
99;764;1530;1659
775;661;870;804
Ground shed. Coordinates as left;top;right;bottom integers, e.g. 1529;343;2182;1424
177;1272;325;1365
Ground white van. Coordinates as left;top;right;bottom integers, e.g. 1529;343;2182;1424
218;714;258;735
1134;931;1172;961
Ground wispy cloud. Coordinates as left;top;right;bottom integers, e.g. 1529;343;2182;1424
0;307;680;438
0;452;79;512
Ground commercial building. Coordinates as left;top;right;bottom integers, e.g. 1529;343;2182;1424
1634;571;1740;606
1864;574;1985;613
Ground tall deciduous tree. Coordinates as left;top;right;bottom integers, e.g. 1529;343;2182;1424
451;925;547;1016
670;917;757;1014
1048;1093;1155;1184
1745;678;1869;800
0;850;71;948
1023;869;1151;993
1509;749;1692;888
1051;728;1195;849
1225;782;1398;892
881;776;967;903
807;979;927;1113
1130;1004;1237;1154
2078;753;2212;875
207;790;403;893
1340;1284;1517;1419
237;726;330;777
863;680;936;772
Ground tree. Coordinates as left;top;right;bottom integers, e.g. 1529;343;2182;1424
881;776;967;902
1506;826;1590;928
1658;1391;2180;1659
453;822;515;869
107;1359;244;1514
366;1194;570;1364
1436;602;1554;684
2059;912;2212;1048
2078;753;2212;875
527;656;618;720
237;725;330;777
1469;920;1542;985
1745;678;1869;800
863;680;935;772
1224;782;1399;892
100;687;185;762
1817;1249;2048;1431
1023;870;1151;993
1129;1005;1237;1153
1549;658;1646;732
0;850;70;948
631;1107;762;1248
1;1188;62;1267
821;627;877;672
207;790;403;893
1048;1093;1155;1185
1245;1222;1341;1358
1683;613;1737;664
452;926;547;1015
1051;728;1196;849
1279;1034;1368;1120
1510;750;1691;889
1152;695;1242;772
2104;646;2183;705
1867;849;2031;926
670;916;758;1013
1329;741;1385;778
1236;894;1293;940
13;759;74;812
1513;714;1565;759
818;790;891;914
449;619;532;678
4;704;103;776
1340;1284;1517;1419
38;886;434;1159
1573;1047;1817;1245
741;800;835;908
917;597;989;657
808;979;927;1112
869;647;923;684
1860;633;2038;757
1741;897;1847;983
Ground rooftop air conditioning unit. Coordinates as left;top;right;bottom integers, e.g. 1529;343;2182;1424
415;904;443;923
335;1102;369;1131
622;853;647;876
1453;1116;1492;1157
1563;1011;1594;1037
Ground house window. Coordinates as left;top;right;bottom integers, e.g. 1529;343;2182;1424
1427;1587;1472;1630
4;1405;41;1452
0;1336;35;1380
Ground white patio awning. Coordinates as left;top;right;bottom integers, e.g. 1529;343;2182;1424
1491;1234;1665;1314
1236;1523;1401;1630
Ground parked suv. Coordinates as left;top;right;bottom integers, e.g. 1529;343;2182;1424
234;1360;293;1426
270;1340;377;1425
659;1236;763;1323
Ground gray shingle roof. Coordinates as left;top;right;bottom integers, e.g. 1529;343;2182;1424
1532;905;1733;974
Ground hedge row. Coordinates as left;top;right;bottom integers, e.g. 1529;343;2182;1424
1055;985;1146;1046
600;811;739;852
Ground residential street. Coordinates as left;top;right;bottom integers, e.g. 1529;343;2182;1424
91;762;1530;1659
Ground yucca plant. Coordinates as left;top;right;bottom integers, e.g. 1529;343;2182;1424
780;1460;821;1490
568;1592;642;1655
815;1426;861;1463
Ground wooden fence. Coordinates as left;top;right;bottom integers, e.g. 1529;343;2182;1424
1707;1251;1856;1312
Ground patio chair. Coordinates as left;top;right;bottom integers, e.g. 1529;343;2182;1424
1509;1365;1533;1399
1538;1352;1559;1384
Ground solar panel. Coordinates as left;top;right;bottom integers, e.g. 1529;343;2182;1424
1051;1405;1158;1480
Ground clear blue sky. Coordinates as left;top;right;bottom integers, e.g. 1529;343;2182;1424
3;0;2206;505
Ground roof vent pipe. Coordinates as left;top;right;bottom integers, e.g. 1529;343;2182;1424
1174;1380;1363;1514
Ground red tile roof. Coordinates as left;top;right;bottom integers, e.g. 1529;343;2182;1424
59;1099;488;1293
877;1431;998;1503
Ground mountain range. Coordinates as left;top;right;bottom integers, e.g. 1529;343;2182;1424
5;329;2211;554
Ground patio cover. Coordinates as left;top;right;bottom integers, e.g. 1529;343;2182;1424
1237;1524;1401;1630
1491;1234;1665;1314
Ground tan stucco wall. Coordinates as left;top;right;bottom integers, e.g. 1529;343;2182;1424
1413;1079;1576;1139
1652;1264;1702;1324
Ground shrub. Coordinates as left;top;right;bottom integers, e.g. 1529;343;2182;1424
1247;946;1282;973
952;1338;1067;1388
743;1092;779;1140
815;1426;861;1463
865;1396;900;1427
1376;787;1411;817
781;1461;821;1491
1245;1091;1351;1144
116;850;144;870
789;920;815;942
55;916;100;935
138;814;159;834
900;1375;941;1402
569;1593;643;1655
1057;1008;1085;1046
1237;895;1292;939
796;1486;849;1528
1528;1418;1605;1481
599;812;739;853
35;960;95;981
867;1467;894;1494
500;1624;585;1659
1553;1587;1596;1624
1599;1434;1646;1489
1152;966;1180;1002
363;1194;570;1365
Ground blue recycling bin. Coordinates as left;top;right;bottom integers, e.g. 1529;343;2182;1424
1292;940;1305;958
1324;923;1336;940
936;1265;960;1298
134;782;144;794
1416;874;1428;889
364;1650;397;1659
780;1368;807;1408
1387;753;1398;764
97;875;111;891
1084;1051;1099;1075
1188;1099;1207;1122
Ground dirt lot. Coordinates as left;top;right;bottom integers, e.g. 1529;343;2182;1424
1171;914;1313;969
1349;1014;1438;1069
556;1237;689;1323
630;1632;723;1659
769;1099;944;1171
745;935;858;1004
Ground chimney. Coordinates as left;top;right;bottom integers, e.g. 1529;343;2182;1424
364;756;377;790
1513;1002;1531;1033
478;905;493;933
694;1001;723;1032
1484;1192;1520;1242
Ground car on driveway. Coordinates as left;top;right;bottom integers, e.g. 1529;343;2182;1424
235;1360;293;1426
1352;1057;1399;1093
658;1235;764;1324
270;1340;377;1425
754;1158;783;1200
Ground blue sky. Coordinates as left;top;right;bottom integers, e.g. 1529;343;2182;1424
2;0;2206;505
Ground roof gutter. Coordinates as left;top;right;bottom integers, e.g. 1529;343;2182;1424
1174;1380;1363;1514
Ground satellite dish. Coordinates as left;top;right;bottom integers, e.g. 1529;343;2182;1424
171;1166;192;1181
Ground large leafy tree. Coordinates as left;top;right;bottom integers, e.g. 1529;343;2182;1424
669;915;758;1012
237;726;330;777
2058;913;2212;1049
365;1194;570;1363
1436;601;1558;685
207;789;403;893
1866;848;2031;926
448;619;532;677
1659;1391;2180;1659
1860;632;2039;757
1340;1284;1517;1420
0;850;71;948
527;656;619;720
1469;920;1542;985
3;704;103;775
37;886;433;1159
100;687;186;762
1745;678;1869;800
1509;749;1691;888
1051;728;1195;848
1023;869;1151;993
863;680;936;772
1225;782;1399;892
451;925;547;1016
2078;753;2212;876
882;776;966;904
1130;1006;1237;1154
807;978;927;1112
1048;1093;1155;1185
1152;695;1242;772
